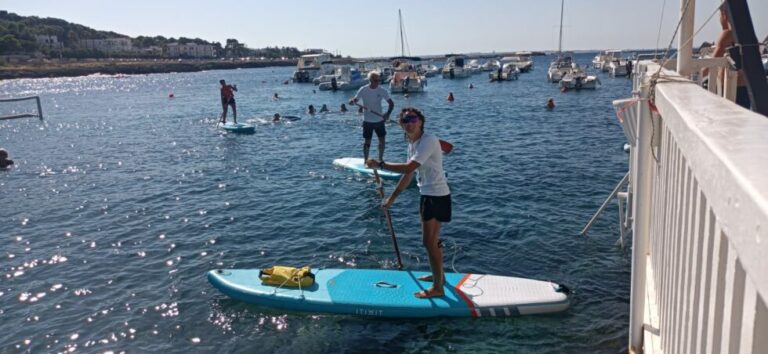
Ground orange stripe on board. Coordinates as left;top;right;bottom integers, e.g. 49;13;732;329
454;273;478;317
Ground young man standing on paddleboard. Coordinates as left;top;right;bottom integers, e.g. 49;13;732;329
219;79;237;124
366;108;451;299
349;72;395;161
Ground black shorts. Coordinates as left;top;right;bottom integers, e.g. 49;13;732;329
420;194;451;222
736;86;751;109
221;97;235;106
362;121;386;140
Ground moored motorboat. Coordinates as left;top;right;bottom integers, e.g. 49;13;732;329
292;53;334;83
442;55;471;79
559;70;600;90
318;67;368;91
489;63;520;81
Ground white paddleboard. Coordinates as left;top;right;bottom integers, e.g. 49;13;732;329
333;157;402;180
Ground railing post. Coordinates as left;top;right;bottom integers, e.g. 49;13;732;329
35;96;44;120
677;0;696;77
629;86;654;353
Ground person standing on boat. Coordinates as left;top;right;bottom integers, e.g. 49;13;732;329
219;79;237;124
365;107;451;299
349;72;395;161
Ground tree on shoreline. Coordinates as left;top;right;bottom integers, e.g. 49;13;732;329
0;11;328;60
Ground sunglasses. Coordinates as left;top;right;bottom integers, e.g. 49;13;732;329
399;114;420;124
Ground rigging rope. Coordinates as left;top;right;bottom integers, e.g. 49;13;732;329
650;2;725;103
655;0;668;52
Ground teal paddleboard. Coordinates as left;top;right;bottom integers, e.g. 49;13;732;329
333;157;402;180
208;268;570;318
221;122;255;134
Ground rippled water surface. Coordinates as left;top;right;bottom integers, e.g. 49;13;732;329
1;54;633;353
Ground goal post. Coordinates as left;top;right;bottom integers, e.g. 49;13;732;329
0;96;44;120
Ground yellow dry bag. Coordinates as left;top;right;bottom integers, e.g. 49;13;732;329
259;266;315;288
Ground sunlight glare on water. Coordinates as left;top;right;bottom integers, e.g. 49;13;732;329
1;54;632;353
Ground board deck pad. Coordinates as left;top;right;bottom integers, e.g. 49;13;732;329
333;158;402;180
208;268;569;318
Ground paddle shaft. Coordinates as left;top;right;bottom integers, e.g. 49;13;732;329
353;102;453;154
372;168;404;270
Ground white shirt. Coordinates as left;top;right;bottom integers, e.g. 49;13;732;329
408;133;450;196
353;85;391;123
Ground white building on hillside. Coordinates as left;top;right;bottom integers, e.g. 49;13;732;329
79;38;133;53
35;35;63;49
166;43;216;58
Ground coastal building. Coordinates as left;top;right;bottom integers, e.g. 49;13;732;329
35;35;62;49
78;38;133;53
614;1;767;353
165;43;216;58
140;46;164;56
0;54;31;64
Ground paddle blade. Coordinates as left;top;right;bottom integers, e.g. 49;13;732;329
439;140;454;154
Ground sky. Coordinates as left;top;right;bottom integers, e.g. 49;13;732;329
3;0;767;57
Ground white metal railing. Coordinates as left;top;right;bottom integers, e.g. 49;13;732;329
631;57;738;103
622;61;768;353
690;57;739;102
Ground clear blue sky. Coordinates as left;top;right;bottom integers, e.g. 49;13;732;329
4;0;767;57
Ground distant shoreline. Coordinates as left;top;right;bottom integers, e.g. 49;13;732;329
0;59;298;80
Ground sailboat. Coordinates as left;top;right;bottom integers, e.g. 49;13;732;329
389;9;426;94
547;0;573;82
547;0;599;89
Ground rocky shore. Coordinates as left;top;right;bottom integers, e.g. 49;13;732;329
0;59;298;80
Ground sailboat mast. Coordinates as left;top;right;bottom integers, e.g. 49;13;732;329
398;9;405;56
558;0;564;55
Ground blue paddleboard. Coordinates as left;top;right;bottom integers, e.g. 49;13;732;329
208;268;570;318
333;157;402;180
221;122;255;134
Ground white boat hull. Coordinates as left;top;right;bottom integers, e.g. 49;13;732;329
390;80;425;93
442;68;471;79
318;79;367;91
609;64;629;77
559;75;600;90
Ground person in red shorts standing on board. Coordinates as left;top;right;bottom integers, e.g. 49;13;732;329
219;79;237;124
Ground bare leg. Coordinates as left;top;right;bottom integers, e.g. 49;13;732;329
363;139;372;161
378;135;386;161
415;218;445;298
221;104;228;123
231;104;237;124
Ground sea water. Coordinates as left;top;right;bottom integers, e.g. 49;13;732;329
0;53;632;353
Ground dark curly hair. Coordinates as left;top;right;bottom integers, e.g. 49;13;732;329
399;107;425;132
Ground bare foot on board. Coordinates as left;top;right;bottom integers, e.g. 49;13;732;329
415;287;445;299
417;275;447;283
